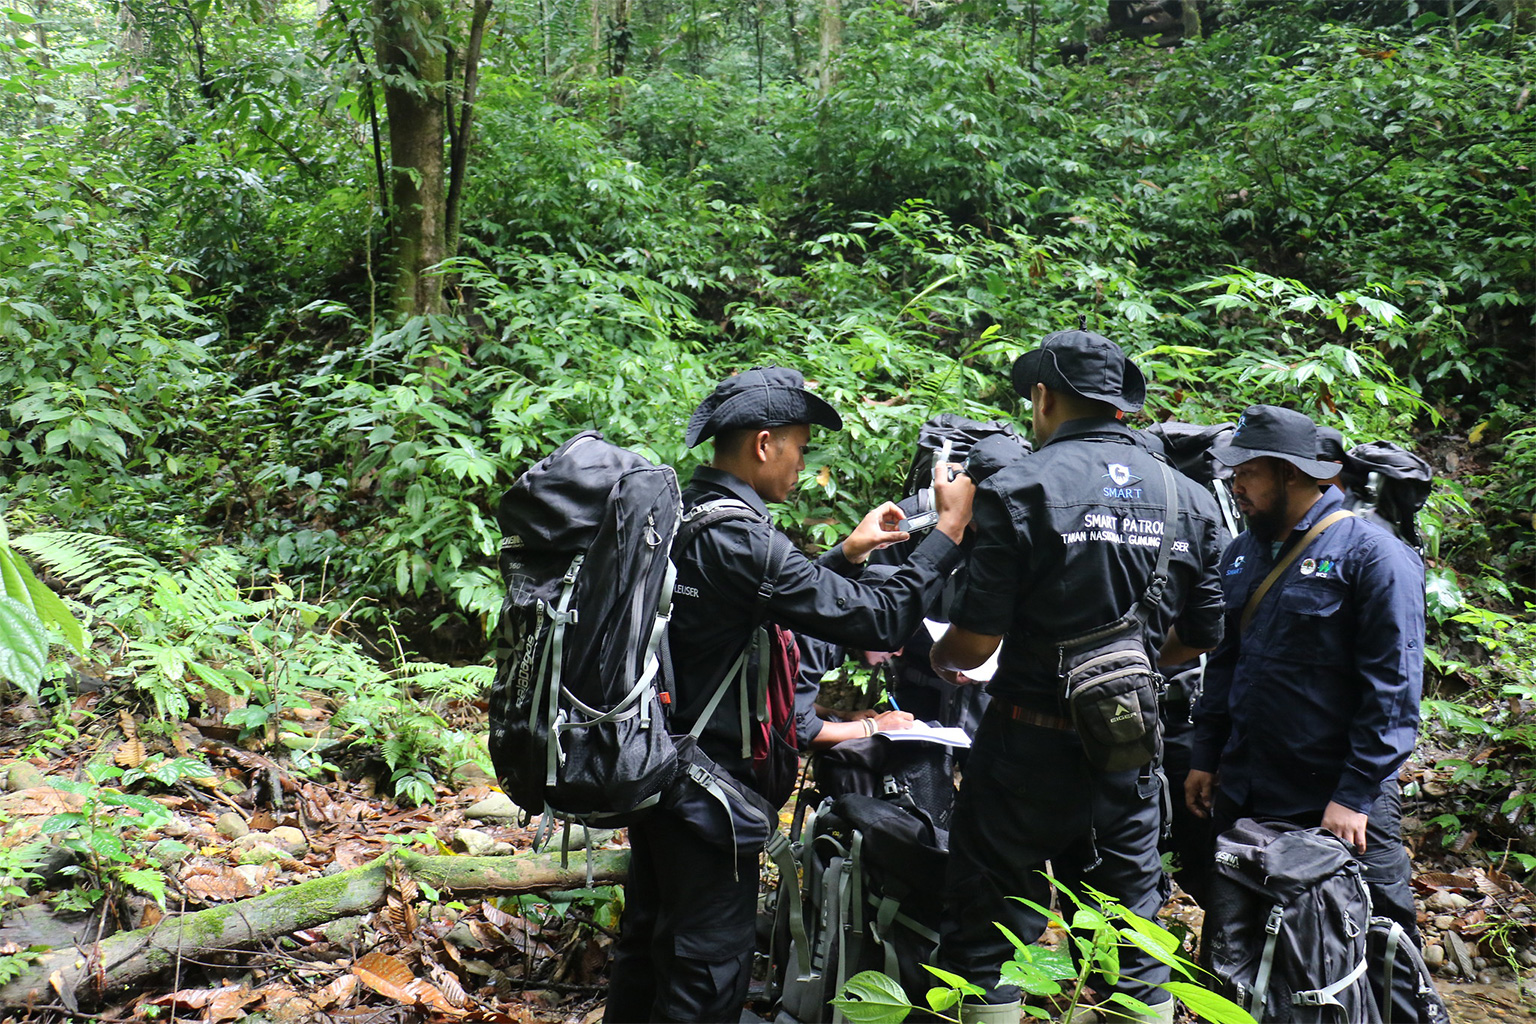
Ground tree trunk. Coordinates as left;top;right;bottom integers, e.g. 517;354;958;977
1182;0;1201;41
0;848;629;1011
373;0;448;318
446;0;493;260
816;0;840;96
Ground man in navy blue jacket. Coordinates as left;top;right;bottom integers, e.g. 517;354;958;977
1187;404;1429;1022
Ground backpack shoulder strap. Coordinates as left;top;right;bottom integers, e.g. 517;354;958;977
675;497;765;552
1239;509;1354;634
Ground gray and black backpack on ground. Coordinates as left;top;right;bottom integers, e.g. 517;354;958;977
766;793;948;1023
1368;916;1451;1024
811;735;957;831
1205;818;1380;1023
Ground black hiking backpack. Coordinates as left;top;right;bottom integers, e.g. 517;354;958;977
1204;818;1379;1024
766;793;949;1023
488;431;682;827
1341;441;1434;550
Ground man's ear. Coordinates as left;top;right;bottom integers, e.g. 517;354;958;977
752;429;773;464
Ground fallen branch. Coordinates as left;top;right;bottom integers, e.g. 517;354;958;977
0;848;629;1011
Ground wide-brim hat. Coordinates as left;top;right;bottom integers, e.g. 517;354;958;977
1011;329;1146;413
1212;404;1339;479
685;366;843;448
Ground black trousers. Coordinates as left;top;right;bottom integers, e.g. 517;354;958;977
1213;779;1429;1024
1160;716;1213;906
936;708;1171;1007
606;812;759;1023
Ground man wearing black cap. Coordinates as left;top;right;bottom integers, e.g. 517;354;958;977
1186;404;1429;1023
606;366;975;1023
929;330;1227;1024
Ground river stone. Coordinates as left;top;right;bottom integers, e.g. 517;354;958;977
453;828;513;857
148;839;191;867
1433;914;1455;931
1517;948;1536;968
465;792;520;820
216;812;250;839
4;763;46;792
268;826;308;856
446;921;495;951
1423;944;1445;968
449;761;496;788
1426;890;1472;912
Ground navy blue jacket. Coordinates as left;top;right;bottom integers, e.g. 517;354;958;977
1191;487;1426;817
949;418;1226;713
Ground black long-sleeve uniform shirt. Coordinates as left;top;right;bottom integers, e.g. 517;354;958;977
670;466;964;777
948;418;1226;714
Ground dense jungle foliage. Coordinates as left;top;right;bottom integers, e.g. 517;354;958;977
0;0;1533;991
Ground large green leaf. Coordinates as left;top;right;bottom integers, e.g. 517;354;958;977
1163;981;1258;1024
23;572;86;655
0;594;48;700
830;970;914;1024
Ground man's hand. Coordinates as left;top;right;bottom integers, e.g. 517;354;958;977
1185;769;1217;819
1322;801;1369;853
932;462;976;543
843;501;910;563
841;708;914;732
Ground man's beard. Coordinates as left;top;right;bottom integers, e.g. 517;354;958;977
1244;501;1287;540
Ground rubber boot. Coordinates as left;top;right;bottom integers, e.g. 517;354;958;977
958;999;1021;1024
1123;998;1175;1024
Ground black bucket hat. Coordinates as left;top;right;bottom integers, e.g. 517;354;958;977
685;366;843;448
1213;405;1339;480
1011;329;1146;413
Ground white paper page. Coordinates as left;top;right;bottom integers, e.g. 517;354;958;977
878;721;972;748
922;618;1000;683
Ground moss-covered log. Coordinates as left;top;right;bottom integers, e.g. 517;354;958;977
0;848;628;1010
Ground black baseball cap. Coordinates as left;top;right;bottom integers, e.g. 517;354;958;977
1213;405;1339;480
1011;329;1146;413
685;366;843;448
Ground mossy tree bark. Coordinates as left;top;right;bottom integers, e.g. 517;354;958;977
0;849;628;1011
373;0;448;318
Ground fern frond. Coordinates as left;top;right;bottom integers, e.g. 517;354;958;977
394;661;495;703
11;531;159;602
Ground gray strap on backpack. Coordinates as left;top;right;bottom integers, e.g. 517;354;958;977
1250;904;1285;1016
678;501;790;757
1377;916;1403;1012
767;831;813;985
542;555;584;786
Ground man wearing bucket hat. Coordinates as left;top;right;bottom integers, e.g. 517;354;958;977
929;329;1227;1023
1187;404;1431;1023
606;366;975;1023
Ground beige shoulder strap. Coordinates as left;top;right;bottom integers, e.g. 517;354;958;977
1239;509;1355;634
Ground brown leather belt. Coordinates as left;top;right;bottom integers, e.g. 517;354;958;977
993;699;1075;732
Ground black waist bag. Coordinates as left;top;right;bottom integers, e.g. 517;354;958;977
1056;460;1177;773
1062;629;1164;773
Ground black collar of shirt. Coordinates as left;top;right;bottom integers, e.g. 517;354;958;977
686;465;772;518
1038;416;1138;450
